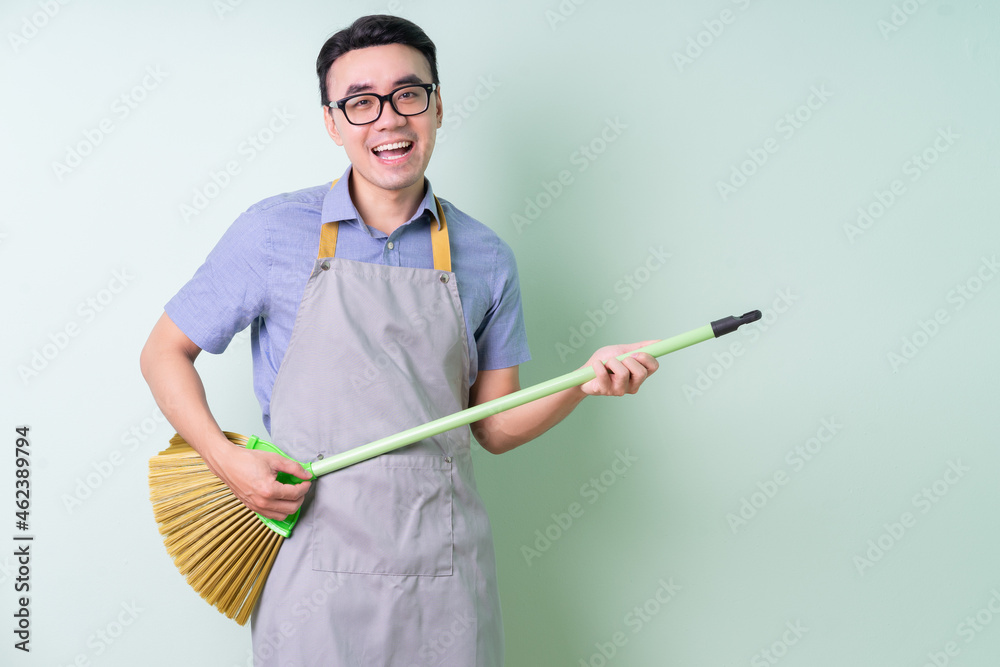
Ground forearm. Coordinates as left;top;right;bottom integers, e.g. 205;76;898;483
469;343;659;455
472;384;588;455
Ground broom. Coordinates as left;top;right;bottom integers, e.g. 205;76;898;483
149;311;762;624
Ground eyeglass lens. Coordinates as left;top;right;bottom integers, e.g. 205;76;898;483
344;85;430;124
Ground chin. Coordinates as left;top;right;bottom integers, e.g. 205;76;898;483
358;160;428;192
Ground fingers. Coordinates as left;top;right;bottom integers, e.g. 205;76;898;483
595;356;643;395
627;351;659;382
218;448;311;520
244;474;311;521
256;453;312;518
255;497;306;521
270;453;314;481
582;344;660;396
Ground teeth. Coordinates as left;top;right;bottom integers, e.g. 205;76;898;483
373;141;412;153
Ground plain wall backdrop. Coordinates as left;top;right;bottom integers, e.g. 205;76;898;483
4;0;999;665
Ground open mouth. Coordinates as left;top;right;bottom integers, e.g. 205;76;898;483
371;141;414;161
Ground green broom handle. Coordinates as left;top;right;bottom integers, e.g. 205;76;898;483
308;311;760;478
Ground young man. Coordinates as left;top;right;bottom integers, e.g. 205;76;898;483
141;15;657;666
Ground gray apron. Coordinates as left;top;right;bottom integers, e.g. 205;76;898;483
251;184;503;666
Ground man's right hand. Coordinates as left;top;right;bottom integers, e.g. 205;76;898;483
206;442;313;520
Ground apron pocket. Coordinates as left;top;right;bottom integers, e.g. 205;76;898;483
310;454;454;576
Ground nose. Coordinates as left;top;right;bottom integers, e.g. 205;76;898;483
372;99;407;131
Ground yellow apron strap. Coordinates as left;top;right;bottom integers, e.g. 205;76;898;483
318;180;341;259
430;196;451;273
318;178;452;271
317;222;339;260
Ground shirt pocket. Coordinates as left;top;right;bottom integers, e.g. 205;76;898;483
309;454;454;576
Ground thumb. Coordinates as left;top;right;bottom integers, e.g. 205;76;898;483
263;451;313;481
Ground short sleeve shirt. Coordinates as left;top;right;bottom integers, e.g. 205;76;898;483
165;166;531;432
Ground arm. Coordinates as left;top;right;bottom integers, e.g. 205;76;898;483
139;312;311;520
469;340;659;455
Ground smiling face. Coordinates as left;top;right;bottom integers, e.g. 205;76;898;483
323;43;442;197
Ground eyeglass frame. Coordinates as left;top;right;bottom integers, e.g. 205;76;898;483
328;83;439;126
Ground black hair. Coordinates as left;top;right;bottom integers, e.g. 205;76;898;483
316;15;439;107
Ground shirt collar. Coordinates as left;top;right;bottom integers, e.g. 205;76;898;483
321;165;439;236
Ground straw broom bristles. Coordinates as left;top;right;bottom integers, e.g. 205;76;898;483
148;432;283;625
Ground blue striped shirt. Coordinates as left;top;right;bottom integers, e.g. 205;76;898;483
165;166;531;432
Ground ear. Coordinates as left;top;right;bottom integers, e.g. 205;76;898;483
323;106;344;146
434;85;443;129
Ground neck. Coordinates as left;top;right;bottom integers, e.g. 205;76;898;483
348;172;426;236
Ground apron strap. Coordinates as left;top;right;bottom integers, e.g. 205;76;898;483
430;196;451;273
318;178;451;272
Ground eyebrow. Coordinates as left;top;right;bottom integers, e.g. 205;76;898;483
342;74;426;97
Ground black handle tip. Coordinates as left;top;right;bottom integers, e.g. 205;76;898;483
711;310;762;337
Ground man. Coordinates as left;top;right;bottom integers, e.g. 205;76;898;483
141;14;658;666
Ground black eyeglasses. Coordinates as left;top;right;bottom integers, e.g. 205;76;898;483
329;83;438;126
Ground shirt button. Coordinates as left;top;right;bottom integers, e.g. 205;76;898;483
320;261;330;271
444;457;452;463
439;274;449;283
387;241;394;250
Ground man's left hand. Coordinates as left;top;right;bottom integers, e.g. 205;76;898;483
579;340;659;396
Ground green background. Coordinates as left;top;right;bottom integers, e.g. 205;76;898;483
4;0;998;665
